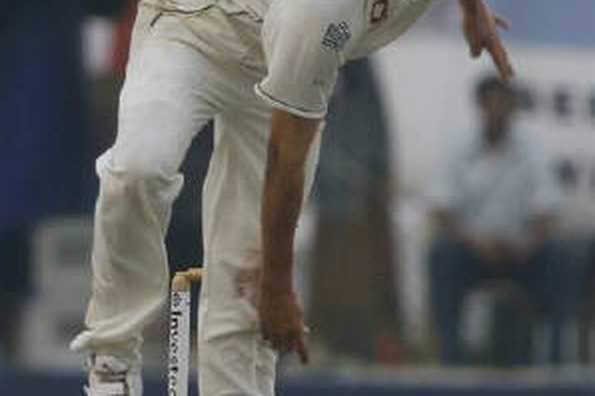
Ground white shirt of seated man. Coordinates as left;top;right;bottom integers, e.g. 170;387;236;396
431;130;561;242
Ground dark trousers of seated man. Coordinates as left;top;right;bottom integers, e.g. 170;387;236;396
429;236;576;365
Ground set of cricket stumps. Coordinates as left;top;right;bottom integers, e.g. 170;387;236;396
168;268;202;396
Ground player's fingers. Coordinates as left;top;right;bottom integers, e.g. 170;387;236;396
462;13;482;58
489;46;508;81
488;42;514;81
465;26;483;58
270;333;284;351
295;332;310;365
489;37;514;80
272;328;297;353
502;53;514;80
494;14;511;31
280;333;295;354
470;37;483;58
261;323;281;350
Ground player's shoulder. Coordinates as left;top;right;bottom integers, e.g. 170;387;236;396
266;0;360;23
263;0;363;48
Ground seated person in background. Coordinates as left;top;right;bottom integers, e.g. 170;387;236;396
428;76;574;365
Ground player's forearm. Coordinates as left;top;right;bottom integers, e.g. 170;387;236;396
261;151;304;292
261;110;319;293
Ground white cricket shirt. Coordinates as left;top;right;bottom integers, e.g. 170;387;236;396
254;0;434;118
142;0;433;118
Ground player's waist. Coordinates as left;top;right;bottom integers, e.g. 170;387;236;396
140;0;265;18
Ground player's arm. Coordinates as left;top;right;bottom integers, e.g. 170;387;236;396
259;109;319;364
459;0;514;81
255;1;342;364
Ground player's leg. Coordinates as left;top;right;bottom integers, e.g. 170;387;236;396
197;99;322;395
70;5;221;394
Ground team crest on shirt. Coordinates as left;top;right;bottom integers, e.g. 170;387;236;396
370;0;389;24
322;21;352;51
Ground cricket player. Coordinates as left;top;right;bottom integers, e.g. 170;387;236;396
71;0;513;395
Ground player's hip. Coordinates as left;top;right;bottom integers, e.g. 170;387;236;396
140;1;267;79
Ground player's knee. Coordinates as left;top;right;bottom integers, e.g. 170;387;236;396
96;149;182;195
104;145;169;178
118;155;168;182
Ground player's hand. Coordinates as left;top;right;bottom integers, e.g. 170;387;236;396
461;0;514;81
258;288;310;364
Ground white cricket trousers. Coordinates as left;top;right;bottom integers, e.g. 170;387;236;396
71;3;322;395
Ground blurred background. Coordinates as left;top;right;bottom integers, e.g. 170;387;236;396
1;0;595;395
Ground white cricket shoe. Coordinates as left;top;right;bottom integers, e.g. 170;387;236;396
84;354;143;396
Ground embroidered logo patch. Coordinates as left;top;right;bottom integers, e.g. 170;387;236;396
370;0;389;24
322;22;352;51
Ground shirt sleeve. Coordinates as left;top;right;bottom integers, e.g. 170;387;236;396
256;1;350;119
